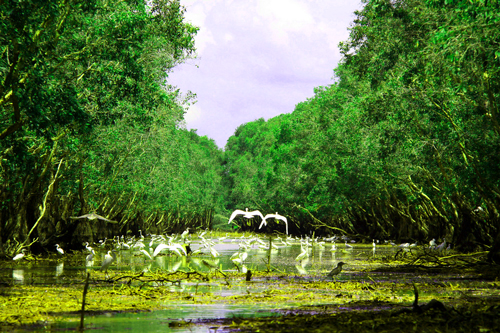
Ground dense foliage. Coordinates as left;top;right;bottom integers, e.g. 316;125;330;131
1;0;499;256
223;0;500;251
0;0;223;254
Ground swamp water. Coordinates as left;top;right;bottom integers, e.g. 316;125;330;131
2;236;498;332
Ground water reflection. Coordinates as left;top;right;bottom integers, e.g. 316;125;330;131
55;262;64;277
13;269;24;284
7;237;405;333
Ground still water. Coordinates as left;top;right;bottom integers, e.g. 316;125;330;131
9;235;402;332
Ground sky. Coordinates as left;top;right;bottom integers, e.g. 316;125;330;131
168;0;365;149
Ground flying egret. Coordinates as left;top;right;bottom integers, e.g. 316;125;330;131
71;211;116;222
228;208;265;226
325;262;346;280
13;249;26;261
153;243;186;257
100;250;117;276
262;212;288;234
153;243;171;257
55;244;64;255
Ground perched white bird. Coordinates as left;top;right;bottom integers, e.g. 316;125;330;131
429;238;437;249
100;250;117;275
331;242;337;251
262;212;288;234
228;208;265;225
55;244;64;255
13;249;26;261
372;239;377;248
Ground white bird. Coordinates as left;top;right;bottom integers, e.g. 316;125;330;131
55;244;64;255
372;239;377;248
13;249;26;261
331;242;337;251
228;208;265;225
429;238;436;249
209;246;220;258
153;243;171;257
86;249;95;263
100;250;117;276
231;251;248;266
181;228;190;240
345;241;353;249
71;211;116;222
84;242;94;254
140;249;153;260
262;212;288;234
295;246;308;261
153;243;186;257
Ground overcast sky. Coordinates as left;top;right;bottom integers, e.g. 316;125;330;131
168;0;364;149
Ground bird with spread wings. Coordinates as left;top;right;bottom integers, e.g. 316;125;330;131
71;211;117;223
260;212;288;234
228;208;265;226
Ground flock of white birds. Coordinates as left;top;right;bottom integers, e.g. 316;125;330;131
11;209;450;280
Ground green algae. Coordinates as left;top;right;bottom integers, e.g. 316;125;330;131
2;242;500;332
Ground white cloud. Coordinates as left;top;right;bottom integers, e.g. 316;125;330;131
183;104;202;124
223;32;234;42
170;0;365;148
255;0;314;46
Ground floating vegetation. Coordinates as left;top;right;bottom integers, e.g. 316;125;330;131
1;235;500;332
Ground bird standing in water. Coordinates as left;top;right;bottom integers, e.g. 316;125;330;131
325;262;346;280
100;250;117;278
13;249;26;261
55;244;64;255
